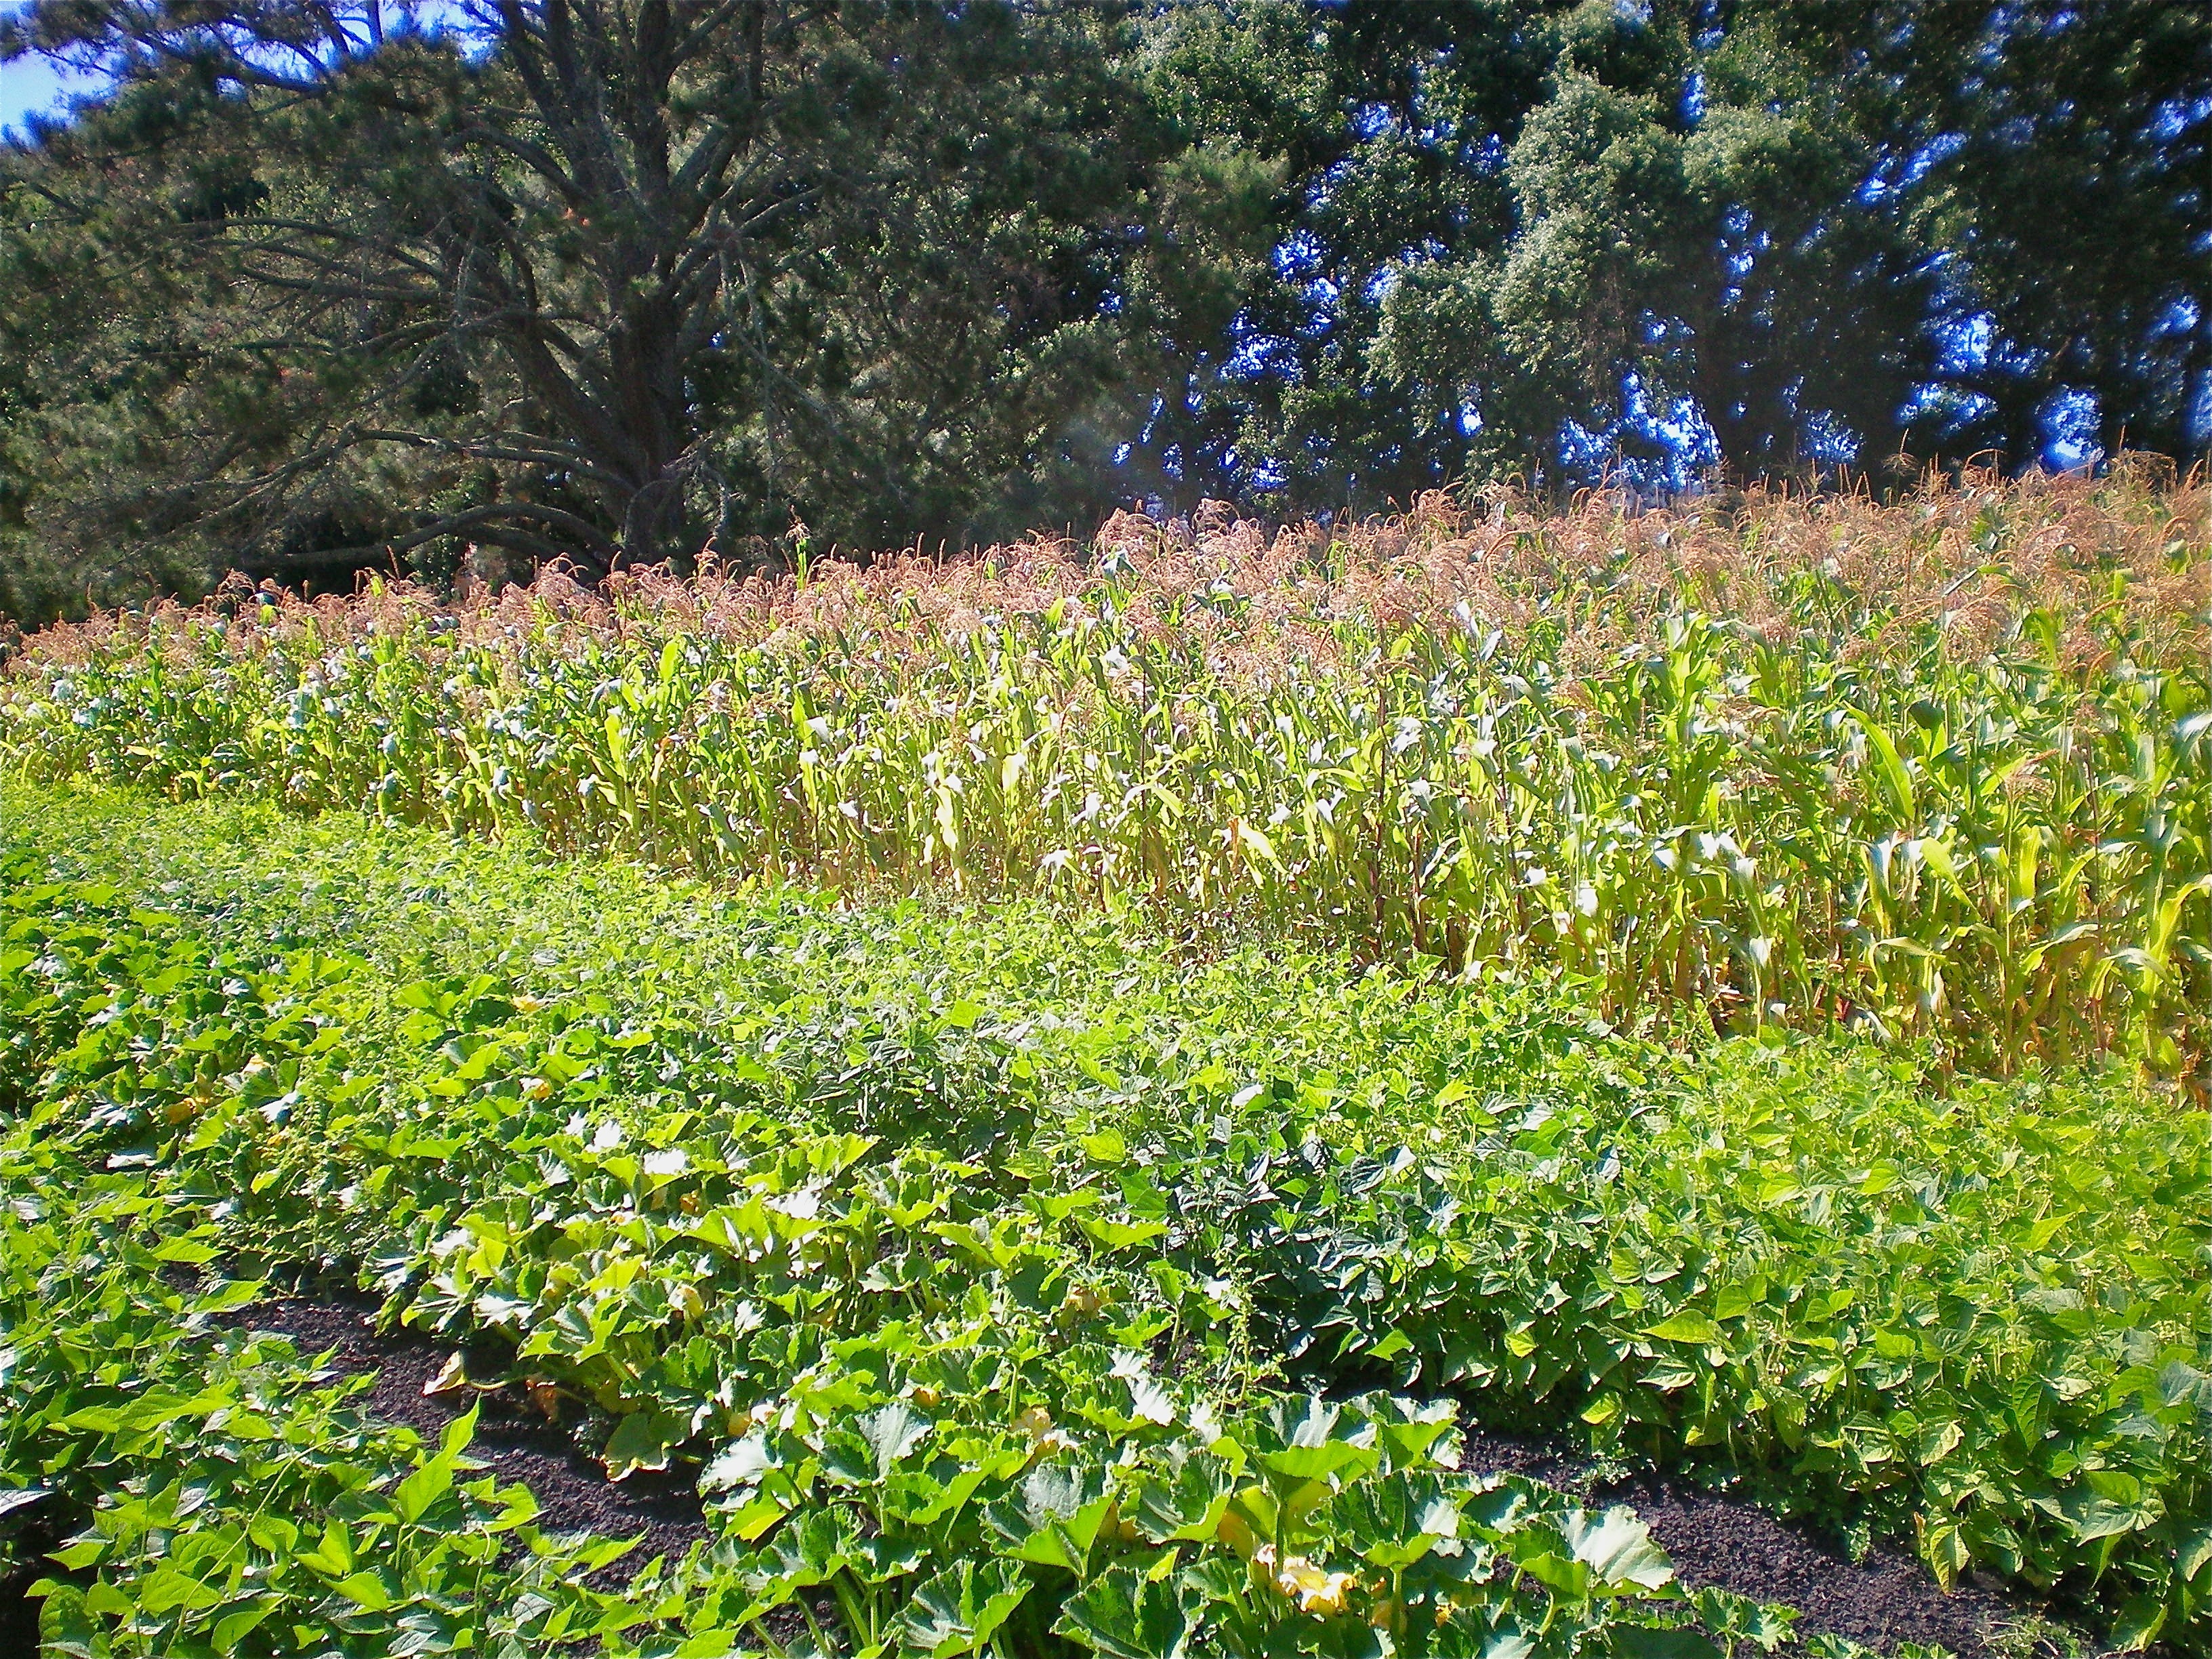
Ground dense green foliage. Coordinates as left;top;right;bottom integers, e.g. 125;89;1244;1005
8;474;2207;1079
3;783;2207;1652
3;1186;648;1652
1139;0;2212;504
3;0;2207;618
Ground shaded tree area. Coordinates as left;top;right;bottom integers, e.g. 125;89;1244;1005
1;0;2207;621
0;1;1261;617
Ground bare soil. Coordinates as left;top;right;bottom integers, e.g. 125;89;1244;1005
1;1505;78;1658
1460;1430;2026;1655
239;1292;705;1581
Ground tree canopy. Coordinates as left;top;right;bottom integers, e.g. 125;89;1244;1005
1133;0;2210;506
3;0;2207;619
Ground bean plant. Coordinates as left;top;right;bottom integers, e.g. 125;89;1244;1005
4;790;2205;1652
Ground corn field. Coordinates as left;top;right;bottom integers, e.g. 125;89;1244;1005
6;468;2208;1080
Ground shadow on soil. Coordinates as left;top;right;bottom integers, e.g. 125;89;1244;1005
243;1290;706;1576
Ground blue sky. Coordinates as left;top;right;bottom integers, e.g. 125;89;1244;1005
2;23;104;137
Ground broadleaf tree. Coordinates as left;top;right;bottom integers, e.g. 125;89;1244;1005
1130;0;2210;511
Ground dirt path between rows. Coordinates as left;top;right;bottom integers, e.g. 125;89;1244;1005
1;1290;2049;1654
221;1293;2057;1656
1456;1430;2027;1655
243;1295;705;1578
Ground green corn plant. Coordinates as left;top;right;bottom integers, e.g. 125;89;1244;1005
5;476;2205;1081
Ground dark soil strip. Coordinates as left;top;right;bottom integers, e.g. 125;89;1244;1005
0;1568;35;1656
238;1294;705;1580
217;1294;2036;1654
1460;1431;2026;1657
1;1509;83;1657
1605;1472;2012;1655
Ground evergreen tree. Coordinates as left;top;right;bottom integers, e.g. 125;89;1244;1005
1;0;1180;598
3;0;2205;619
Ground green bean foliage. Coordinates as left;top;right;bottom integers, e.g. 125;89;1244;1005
3;786;2205;1654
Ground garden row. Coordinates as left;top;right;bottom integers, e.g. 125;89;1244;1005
3;783;2205;1654
5;476;2207;1080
